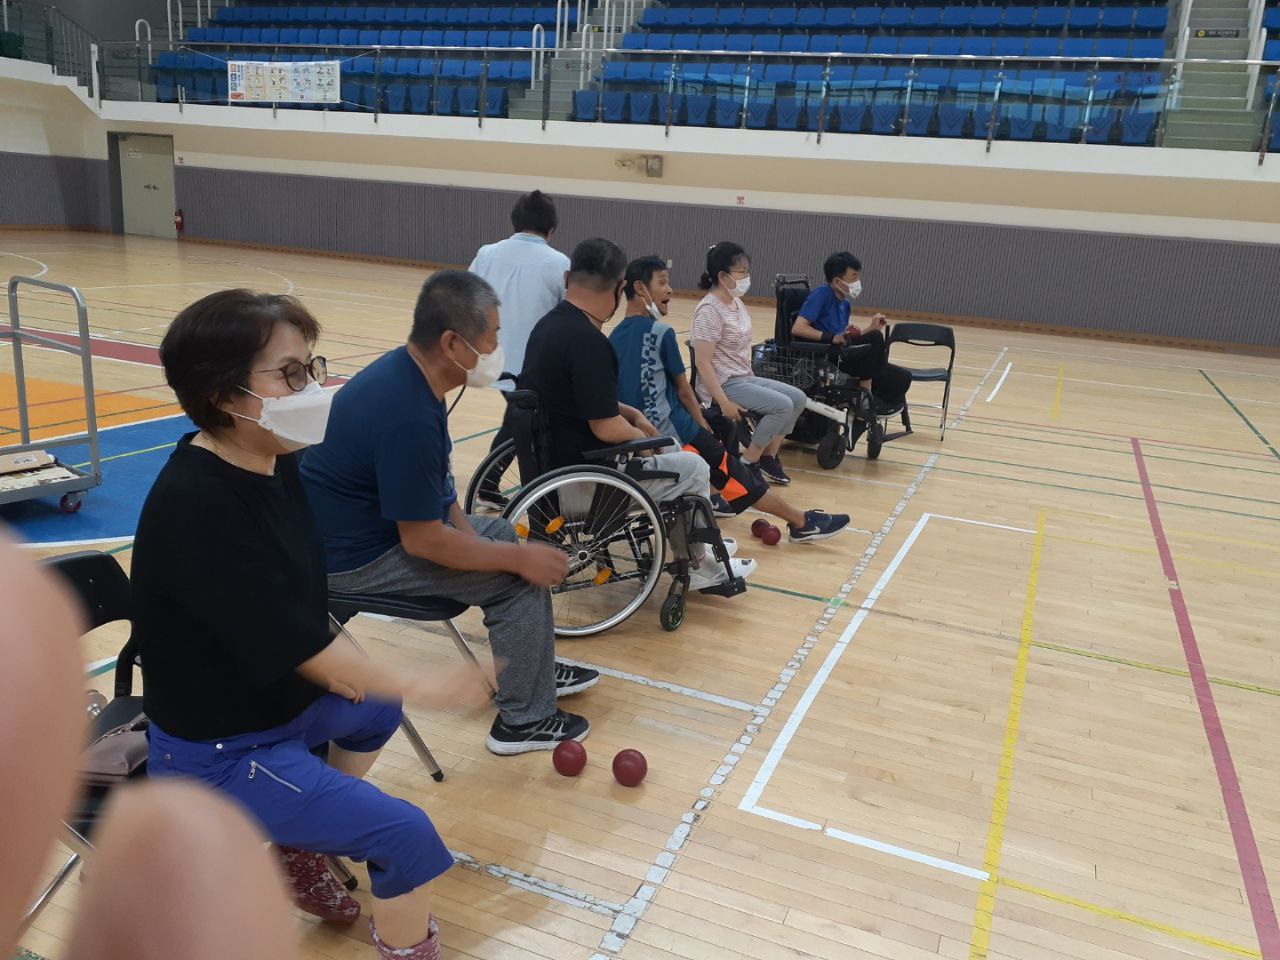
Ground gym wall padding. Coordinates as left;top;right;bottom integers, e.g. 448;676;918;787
172;165;1280;348
0;152;112;231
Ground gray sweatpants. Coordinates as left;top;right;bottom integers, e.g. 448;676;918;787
722;375;807;450
328;515;556;727
632;450;713;562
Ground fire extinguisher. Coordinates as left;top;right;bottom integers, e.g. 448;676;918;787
174;209;185;239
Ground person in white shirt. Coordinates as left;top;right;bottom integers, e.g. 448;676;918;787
468;190;571;379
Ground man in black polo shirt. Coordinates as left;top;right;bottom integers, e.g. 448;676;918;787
519;238;756;590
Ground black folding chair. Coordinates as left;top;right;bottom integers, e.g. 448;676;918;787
886;322;956;440
21;551;145;933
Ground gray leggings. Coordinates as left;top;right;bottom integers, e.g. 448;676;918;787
722;375;807;450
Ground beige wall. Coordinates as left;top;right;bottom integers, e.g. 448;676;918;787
4;59;1279;242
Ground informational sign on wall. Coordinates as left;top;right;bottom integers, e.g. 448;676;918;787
227;59;340;103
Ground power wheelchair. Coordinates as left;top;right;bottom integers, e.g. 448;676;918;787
750;275;912;468
463;379;746;636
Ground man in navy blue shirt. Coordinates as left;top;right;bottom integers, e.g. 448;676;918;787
792;251;912;411
610;256;850;544
301;270;597;756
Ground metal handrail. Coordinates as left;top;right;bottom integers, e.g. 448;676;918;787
134;18;152;63
166;0;183;48
531;22;546;89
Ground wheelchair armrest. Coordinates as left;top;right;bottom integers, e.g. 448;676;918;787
583;436;678;462
785;340;832;355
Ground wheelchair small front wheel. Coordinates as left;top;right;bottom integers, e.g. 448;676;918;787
816;427;847;469
660;594;686;632
866;419;886;460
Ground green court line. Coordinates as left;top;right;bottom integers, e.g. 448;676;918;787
751;581;834;605
1032;639;1280;700
107;542;134;555
454;426;499;444
73;441;177;469
951;423;1280;479
1200;370;1280;463
86;659;118;678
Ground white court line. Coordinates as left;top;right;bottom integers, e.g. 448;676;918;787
557;658;757;714
0;251;50;278
18;536;133;549
985;362;1013;402
451;851;626;918
738;512;1033;882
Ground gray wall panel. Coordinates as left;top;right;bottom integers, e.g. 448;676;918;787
168;164;1280;348
0;151;111;230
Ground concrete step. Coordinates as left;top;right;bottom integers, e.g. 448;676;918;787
1163;133;1257;149
1185;39;1252;56
1179;94;1250;109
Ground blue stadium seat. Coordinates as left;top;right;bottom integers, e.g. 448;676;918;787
665;8;692;28
807;101;832;131
809;34;838;54
672;32;698;51
743;8;770;28
868;36;898;55
629;91;656;123
776;97;803;129
716;7;744;29
1096;39;1129;59
684;93;712;125
838;102;868;133
962;36;994;57
623;60;651;84
797;8;824;29
187;27;208;41
714;97;740;127
379;30;401;46
726;34;752;53
387;7;407;25
899;37;930;56
871;102;900;134
337;28;358;45
1135;8;1169;31
440;58;465;80
763;63;794;85
931;37;962;56
357;29;379;46
456;86;480;115
970;7;1001;29
404;7;427;25
408;77;432;113
699;33;726;51
1036;6;1069;31
1121;109;1157;145
1044;105;1082;141
443;30;466;47
1026;37;1061;58
972;104;999;138
465;8;488;26
853;65;883;89
445;8;468;26
993;36;1026;58
1131;39;1165;58
881;65;912;90
911;7;943;30
1085;108;1118;143
435;83;456;115
260;26;282;43
951;67;983;90
634;33;658;50
464;30;488;47
941;5;972;29
386;80;408;112
905;103;934;135
242;27;263;43
639;7;665;28
279;27;299;44
489;7;512;26
880;7;910;29
1006;103;1042;140
852;7;881;29
829;65;855;89
690;7;716;28
1062;38;1097;59
509;61;532;83
573;89;596;122
916;67;951;89
829;34;860;54
745;99;772;128
794;64;824;89
938;104;969;136
602;90;626;122
420;29;443;46
782;35;809;53
754;35;782;52
824;8;854;28
488;61;512;81
1100;7;1135;31
1002;7;1034;29
769;8;797;28
1067;8;1100;31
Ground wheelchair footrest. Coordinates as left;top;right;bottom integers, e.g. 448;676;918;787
695;576;748;599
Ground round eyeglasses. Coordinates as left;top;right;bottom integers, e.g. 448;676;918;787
254;356;328;392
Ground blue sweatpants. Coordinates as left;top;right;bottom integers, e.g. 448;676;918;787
147;694;454;899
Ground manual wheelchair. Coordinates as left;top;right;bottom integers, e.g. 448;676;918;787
463;381;746;636
750;275;912;468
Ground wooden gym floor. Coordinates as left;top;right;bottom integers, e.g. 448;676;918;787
3;231;1279;960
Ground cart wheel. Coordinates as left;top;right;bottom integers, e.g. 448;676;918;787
60;493;83;513
816;428;847;469
866;420;885;461
659;595;686;632
341;874;359;891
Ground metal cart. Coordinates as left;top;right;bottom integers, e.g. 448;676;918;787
0;276;102;513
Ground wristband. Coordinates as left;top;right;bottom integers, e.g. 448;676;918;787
820;332;834;344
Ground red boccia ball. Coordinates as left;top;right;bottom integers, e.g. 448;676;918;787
750;518;770;539
552;739;587;777
760;524;782;546
612;748;648;787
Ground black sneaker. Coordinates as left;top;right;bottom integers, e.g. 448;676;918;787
555;661;599;698
788;510;851;543
711;494;735;518
485;709;589;755
759;455;792;485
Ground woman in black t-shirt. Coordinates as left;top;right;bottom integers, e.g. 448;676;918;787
134;290;491;960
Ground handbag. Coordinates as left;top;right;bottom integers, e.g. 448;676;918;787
81;712;150;787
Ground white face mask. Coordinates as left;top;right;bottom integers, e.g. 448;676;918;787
453;337;505;389
839;279;863;301
235;380;333;452
727;275;752;298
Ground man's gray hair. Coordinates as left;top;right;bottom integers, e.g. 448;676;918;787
410;270;501;349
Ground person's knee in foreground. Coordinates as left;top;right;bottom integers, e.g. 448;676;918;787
610;255;850;545
690;241;805;487
136;289;498;958
519;238;757;590
0;536;297;960
300;271;597;756
792;251;913;413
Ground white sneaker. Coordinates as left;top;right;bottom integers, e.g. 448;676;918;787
721;537;738;558
689;556;757;590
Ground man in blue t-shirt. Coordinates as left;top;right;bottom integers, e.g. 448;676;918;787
610;256;850;544
300;270;598;756
792;251;912;411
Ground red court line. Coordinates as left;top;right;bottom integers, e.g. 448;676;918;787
1132;437;1280;960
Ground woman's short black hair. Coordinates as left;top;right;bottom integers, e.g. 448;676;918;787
510;190;558;236
160;289;320;432
624;255;669;300
698;241;749;290
823;251;862;283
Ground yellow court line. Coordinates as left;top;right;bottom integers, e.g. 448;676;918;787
1051;365;1064;421
1000;878;1262;959
1030;640;1280;699
968;510;1045;959
1045;505;1280;554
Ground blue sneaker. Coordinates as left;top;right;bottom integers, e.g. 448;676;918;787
788;510;850;543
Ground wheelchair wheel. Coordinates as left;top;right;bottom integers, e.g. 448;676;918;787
866;419;885;460
503;466;667;637
464;439;520;514
659;594;686;632
816;425;847;469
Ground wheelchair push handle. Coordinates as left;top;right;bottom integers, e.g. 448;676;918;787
583;435;679;462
